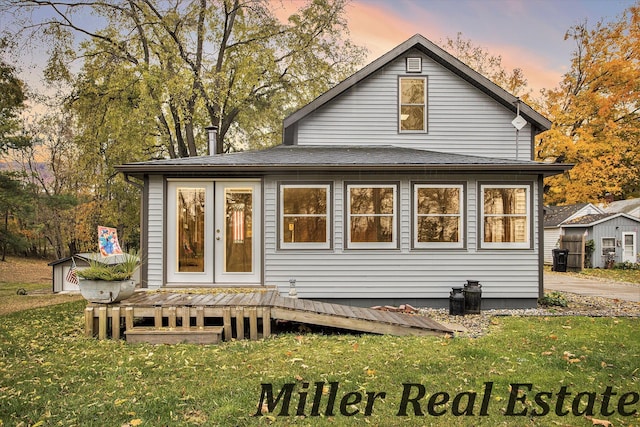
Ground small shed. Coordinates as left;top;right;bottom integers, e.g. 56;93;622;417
562;213;640;268
543;203;603;264
49;253;141;293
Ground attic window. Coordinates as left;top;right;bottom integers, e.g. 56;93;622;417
406;57;422;73
399;76;427;132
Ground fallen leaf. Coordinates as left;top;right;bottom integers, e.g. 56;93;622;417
129;420;143;427
588;417;612;426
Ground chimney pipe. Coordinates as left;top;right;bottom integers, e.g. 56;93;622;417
205;126;218;156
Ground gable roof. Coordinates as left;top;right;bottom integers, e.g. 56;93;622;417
283;34;551;145
543;203;603;227
562;213;640;227
544;204;589;227
116;145;571;179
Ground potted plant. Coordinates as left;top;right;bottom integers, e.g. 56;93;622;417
77;251;140;303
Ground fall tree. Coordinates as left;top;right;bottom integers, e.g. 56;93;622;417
1;0;364;255
537;4;640;204
0;38;29;154
0;39;34;259
441;32;531;101
9;0;365;158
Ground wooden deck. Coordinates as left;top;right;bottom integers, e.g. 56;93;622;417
85;290;453;344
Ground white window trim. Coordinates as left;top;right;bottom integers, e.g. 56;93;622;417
346;184;397;249
280;184;331;250
480;184;531;249
601;237;616;256
414;184;464;249
398;76;427;133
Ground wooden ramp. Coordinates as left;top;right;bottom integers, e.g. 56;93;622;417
84;290;453;344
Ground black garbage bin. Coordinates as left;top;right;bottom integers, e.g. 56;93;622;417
552;248;569;272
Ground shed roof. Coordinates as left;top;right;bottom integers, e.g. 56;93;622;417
562;213;640;227
543;203;604;227
116;144;571;179
48;253;138;266
283;34;551;145
544;204;590;227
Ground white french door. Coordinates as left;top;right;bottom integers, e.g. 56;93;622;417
215;181;261;284
166;180;261;285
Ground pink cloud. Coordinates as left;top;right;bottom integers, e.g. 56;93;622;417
484;42;565;93
345;1;564;92
270;0;564;93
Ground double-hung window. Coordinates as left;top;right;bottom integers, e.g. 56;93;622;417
399;76;427;132
480;184;530;249
414;184;464;248
280;184;330;249
347;184;397;249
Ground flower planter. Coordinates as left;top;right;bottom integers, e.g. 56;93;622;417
78;279;136;304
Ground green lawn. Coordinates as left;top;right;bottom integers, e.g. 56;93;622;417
1;301;638;426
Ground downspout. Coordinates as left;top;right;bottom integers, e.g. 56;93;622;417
124;173;144;189
515;99;520;160
538;174;545;300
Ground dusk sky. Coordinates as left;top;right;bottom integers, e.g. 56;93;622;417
275;0;636;94
3;0;637;99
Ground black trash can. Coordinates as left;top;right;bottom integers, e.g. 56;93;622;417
463;280;482;314
449;287;465;315
552;249;569;272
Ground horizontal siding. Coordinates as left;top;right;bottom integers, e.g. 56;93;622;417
296;49;533;160
147;175;164;289
264;174;540;300
543;228;561;264
264;252;540;299
586;217;639;268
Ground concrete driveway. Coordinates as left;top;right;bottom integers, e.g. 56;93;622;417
544;272;640;303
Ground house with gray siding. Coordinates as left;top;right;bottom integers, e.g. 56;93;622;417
562;213;640;268
116;34;570;309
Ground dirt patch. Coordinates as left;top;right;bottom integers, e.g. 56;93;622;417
0;256;84;315
0;256;52;285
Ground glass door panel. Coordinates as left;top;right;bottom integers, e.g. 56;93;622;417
215;182;261;284
166;181;214;284
177;188;205;272
224;188;253;273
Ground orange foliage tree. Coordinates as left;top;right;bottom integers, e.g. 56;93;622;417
537;4;640;205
